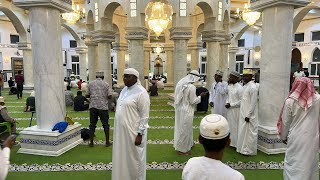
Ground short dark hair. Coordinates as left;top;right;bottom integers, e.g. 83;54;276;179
199;134;230;152
67;86;71;90
77;91;82;96
96;76;104;80
18;70;22;74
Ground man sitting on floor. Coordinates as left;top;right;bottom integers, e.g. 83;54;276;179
74;91;89;112
0;97;17;134
182;114;244;180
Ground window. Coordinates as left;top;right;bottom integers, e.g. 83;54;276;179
111;56;115;75
312;31;320;41
95;3;99;22
218;1;223;22
311;48;320;76
10;34;19;44
238;39;245;47
200;56;207;75
294;33;304;42
236;55;244;74
180;0;187;17
71;56;80;75
70;40;77;48
130;0;137;17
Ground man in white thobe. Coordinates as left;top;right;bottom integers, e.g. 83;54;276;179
209;70;228;117
278;77;320;180
112;68;150;180
225;71;243;148
236;69;259;155
182;114;245;180
174;70;206;155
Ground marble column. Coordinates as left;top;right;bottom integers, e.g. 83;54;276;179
18;42;34;89
144;49;150;78
251;0;309;154
92;30;115;87
164;46;174;87
220;40;231;80
169;27;192;86
75;47;88;81
202;30;225;89
113;43;127;87
228;46;238;74
125;27;148;83
85;41;98;82
188;42;202;72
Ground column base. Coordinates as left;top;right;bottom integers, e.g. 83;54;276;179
23;85;34;90
165;82;174;88
258;125;286;154
18;123;83;156
168;93;175;108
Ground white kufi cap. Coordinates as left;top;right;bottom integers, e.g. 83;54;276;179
124;68;139;78
200;114;230;140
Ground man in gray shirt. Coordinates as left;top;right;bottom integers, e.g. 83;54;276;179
86;71;113;147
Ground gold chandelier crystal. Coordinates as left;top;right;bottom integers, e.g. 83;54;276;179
62;1;81;24
237;3;261;26
145;0;173;37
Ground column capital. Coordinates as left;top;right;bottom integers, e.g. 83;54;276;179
112;43;128;51
91;30;115;43
169;27;192;40
75;47;88;54
13;0;72;12
17;42;32;50
251;0;309;11
188;42;202;50
125;27;149;40
202;30;226;42
229;46;239;53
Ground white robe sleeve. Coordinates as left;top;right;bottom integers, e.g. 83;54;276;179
209;83;215;103
0;147;10;180
216;82;228;96
245;84;258;118
230;85;243;108
189;85;201;105
136;92;150;135
280;99;293;141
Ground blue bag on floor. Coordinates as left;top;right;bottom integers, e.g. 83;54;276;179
52;122;68;133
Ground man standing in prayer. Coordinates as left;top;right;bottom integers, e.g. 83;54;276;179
174;70;207;155
209;70;228;117
112;68;150;180
278;77;320;180
236;69;259;155
86;71;113;147
15;70;24;99
182;114;245;180
225;71;243;148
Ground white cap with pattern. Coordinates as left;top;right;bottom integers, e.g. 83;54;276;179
200;114;230;140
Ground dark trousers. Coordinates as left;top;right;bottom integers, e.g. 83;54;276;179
17;83;23;98
89;108;109;132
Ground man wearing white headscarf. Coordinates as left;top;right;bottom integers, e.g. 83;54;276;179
209;70;228;117
112;68;150;180
174;70;207;155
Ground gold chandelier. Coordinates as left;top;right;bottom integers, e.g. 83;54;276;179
145;0;173;37
237;2;261;26
62;1;84;24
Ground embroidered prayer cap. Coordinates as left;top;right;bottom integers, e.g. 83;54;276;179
0;97;5;103
243;69;253;75
200;114;230;140
96;71;104;77
215;70;224;77
124;68;139;78
230;71;241;78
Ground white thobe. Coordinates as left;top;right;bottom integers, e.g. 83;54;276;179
209;81;228;117
226;83;243;147
174;84;201;153
112;83;150;180
182;156;245;180
0;147;10;180
236;81;258;155
280;95;320;180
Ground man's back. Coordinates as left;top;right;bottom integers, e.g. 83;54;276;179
87;79;112;110
182;157;244;180
74;95;87;111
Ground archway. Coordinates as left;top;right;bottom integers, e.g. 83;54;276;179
293;6;320;33
61;24;80;41
154;55;163;75
290;48;302;87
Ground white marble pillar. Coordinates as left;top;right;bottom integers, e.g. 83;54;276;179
18;45;34;89
75;47;88;81
173;39;189;85
165;47;174;87
129;40;145;83
29;7;65;130
228;46;238;74
86;42;98;82
97;42;112;86
219;41;230;80
206;41;220;89
188;42;201;72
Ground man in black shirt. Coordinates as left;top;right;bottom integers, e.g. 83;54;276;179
74;91;89;111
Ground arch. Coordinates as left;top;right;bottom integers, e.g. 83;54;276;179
312;47;320;62
113;23;120;43
291;48;302;72
195;2;214;30
0;7;27;41
104;2;122;19
235;25;250;41
197;23;204;42
61;24;80;41
293;6;320;33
